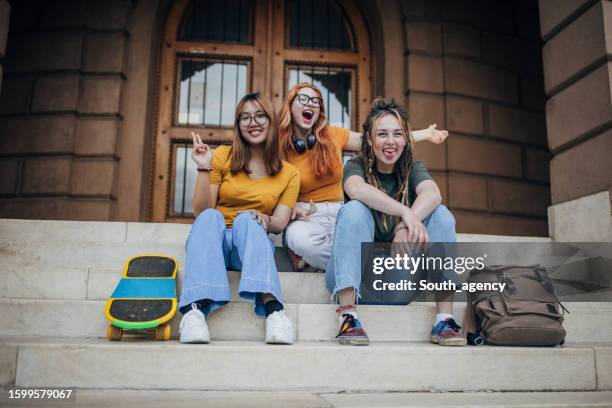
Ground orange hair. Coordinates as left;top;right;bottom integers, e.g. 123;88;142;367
278;83;340;177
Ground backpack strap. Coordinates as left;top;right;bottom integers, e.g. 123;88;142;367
467;330;485;346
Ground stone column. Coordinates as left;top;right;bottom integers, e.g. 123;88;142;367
539;0;612;241
0;0;9;92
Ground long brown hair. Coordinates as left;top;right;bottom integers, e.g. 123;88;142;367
230;92;282;176
360;98;415;231
278;83;340;177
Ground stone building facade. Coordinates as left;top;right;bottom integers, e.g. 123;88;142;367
0;0;609;239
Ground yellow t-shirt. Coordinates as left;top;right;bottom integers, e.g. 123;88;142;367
209;145;300;227
286;126;350;202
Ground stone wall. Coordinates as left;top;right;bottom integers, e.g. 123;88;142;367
400;0;550;236
0;0;133;220
539;0;612;241
0;0;556;236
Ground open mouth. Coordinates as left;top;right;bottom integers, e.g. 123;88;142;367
302;109;314;123
383;148;396;160
248;128;263;137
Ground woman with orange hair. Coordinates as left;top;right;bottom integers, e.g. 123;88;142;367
278;83;448;271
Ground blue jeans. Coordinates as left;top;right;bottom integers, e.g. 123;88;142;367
179;209;283;317
325;200;457;301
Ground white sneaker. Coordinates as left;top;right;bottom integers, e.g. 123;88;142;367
179;303;210;343
265;310;295;344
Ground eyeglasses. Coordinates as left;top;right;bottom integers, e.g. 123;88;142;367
238;112;268;126
295;94;323;108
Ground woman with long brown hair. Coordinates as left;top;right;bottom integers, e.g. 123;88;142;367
179;93;299;345
278;83;448;271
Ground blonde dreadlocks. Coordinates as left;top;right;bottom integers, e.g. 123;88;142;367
359;98;415;232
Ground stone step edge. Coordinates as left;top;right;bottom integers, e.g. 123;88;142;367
5;388;612;408
2;337;609;392
2;298;610;344
0;218;552;244
2;297;610;309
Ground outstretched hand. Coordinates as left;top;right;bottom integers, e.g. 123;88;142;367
427;124;449;144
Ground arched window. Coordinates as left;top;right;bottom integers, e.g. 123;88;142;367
152;0;371;222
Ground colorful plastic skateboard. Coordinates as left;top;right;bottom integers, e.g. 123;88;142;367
105;255;178;341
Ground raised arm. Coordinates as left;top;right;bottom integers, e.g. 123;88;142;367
190;132;219;217
345;125;448;151
412;124;448;144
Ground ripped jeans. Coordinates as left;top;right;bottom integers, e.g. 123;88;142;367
325;200;457;302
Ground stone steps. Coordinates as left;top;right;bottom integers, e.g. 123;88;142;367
0;218;610;402
0;218;610;345
1;337;610;392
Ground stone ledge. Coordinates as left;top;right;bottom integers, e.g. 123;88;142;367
1;337;598;391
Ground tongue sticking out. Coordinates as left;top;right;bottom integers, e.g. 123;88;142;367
383;150;395;160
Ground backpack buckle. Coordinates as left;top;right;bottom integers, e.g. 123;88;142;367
467;332;484;346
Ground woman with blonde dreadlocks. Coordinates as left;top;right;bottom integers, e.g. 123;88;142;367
326;98;465;347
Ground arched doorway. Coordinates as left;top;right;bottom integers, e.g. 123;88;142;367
151;0;372;222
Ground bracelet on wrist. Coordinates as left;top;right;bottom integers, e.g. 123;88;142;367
197;167;211;173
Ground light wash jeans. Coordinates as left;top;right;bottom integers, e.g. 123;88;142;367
179;208;283;317
325;200;457;301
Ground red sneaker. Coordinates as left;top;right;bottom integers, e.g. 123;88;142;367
336;314;369;346
431;318;467;346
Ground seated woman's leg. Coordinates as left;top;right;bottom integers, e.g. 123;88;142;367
230;212;294;344
326;200;375;299
422;204;456;242
422;204;465;346
179;208;231;343
325;200;374;345
285;201;342;271
284;214;328;271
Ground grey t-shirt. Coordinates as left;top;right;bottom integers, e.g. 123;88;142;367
342;156;433;242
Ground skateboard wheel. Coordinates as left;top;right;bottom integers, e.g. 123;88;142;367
155;323;171;341
107;324;122;341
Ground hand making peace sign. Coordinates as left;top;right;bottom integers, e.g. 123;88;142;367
191;131;213;169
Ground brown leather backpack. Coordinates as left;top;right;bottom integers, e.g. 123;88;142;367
463;265;567;346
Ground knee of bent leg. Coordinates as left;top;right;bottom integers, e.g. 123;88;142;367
194;208;224;227
337;200;373;228
284;221;310;250
233;211;257;229
430;205;456;230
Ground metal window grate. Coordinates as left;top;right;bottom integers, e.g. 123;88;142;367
180;0;253;44
287;0;352;50
288;64;353;128
172;143;221;217
178;58;248;127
